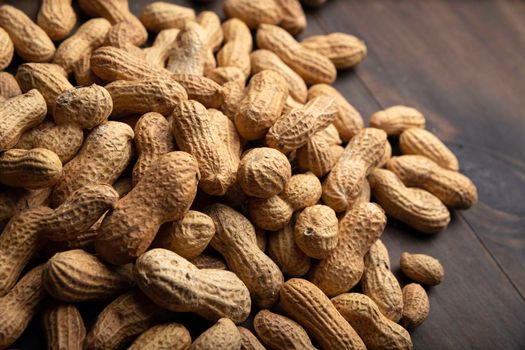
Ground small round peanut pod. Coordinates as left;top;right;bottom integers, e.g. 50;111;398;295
400;252;445;286
248;195;294;231
401;283;430;329
190;318;241;350
238;147;292;198
294;205;338;259
281;172;322;211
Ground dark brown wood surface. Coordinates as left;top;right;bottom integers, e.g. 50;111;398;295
3;1;525;349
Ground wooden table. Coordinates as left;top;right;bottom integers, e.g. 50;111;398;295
5;1;525;349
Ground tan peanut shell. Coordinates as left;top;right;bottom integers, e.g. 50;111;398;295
197;11;224;52
296;126;342;177
400;252;445;285
105;21;145;51
167;22;210;76
129;323;192;350
267;96;338;153
42;303;86;350
282;172;322;211
143;28;180;68
251;49;307;103
205;204;284;308
0;90;47;151
0;148;62;189
238;147;292;198
235;70;288;140
370;106;425;135
248;195;294;231
140;2;196;32
223;0;282;29
134;249;251;323
254;309;315;350
400;128;459;171
0;27;14;70
378;140;393;168
256;24;337;85
73;53;103;87
0;5;55;62
207;66;246;86
43;249;132;302
280;278;366;350
190;318;241;350
106;78;187;118
322;128;387;212
368;168;451;233
16;63;73;109
294;204;338;259
0;188;51;223
132;112;175;185
84;289;170;350
15;121;84;163
302;33;367;69
277;0;307;35
387;155;477;209
0;72;22;99
189;253;227;270
221;80;245;119
332;293;413;350
37;0;76;41
153;210;215;259
50;121;134;207
96;151;199;265
209;108;242;168
362;240;404;322
401;283;430;329
238;327;266;350
309;202;386;297
0;265;46;350
308;84;364;141
78;0;147;45
218;18;253;78
268;221;311;277
173;74;223;108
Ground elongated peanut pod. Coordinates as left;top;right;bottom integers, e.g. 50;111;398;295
0;28;14;70
42;303;86;350
37;0;77;41
128;323;191;350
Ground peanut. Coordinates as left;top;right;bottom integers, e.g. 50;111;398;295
134;248;251;323
322;128;387;212
238;327;266;350
267;96;338;153
0;27;14;70
190;318;241;350
309;202;386;297
400;127;460;171
153;210;215;259
378;140;393;168
401;283;430;329
197;11;224;52
172;74;223;108
400;252;445;285
73;53;103;86
302;33;367;69
308;84;364;141
0;265;46;350
368;168;451;233
254;309;315;350
205;204;284;308
268;220;311;277
16;63;73;109
295;204;338;259
296;124;342;177
0;148;62;189
104;21;146;58
0;188;51;223
280;278;366;350
207;66;246;86
238;147;292;198
37;0;76;41
257;24;337;85
84;289;170;350
53;18;111;73
370;105;425;135
42;303;86;350
78;0;147;45
277;0;307;35
15;121;84;163
106;78;187;118
0;89;47;151
235;70;288;140
96;151;199;264
0;5;55;62
218;19;253;78
172;100;238;195
43;249;132;302
132;112;175;185
167;22;210;76
223;0;282;29
362;240;404;322
251;49;307;103
139;2;196;32
220;80;245;118
0;72;22;99
129;323;192;350
332;293;413;350
387;155;477;209
209;108;242;167
143;28;180;68
189;253;228;270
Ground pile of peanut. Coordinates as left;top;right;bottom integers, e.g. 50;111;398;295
0;0;478;349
